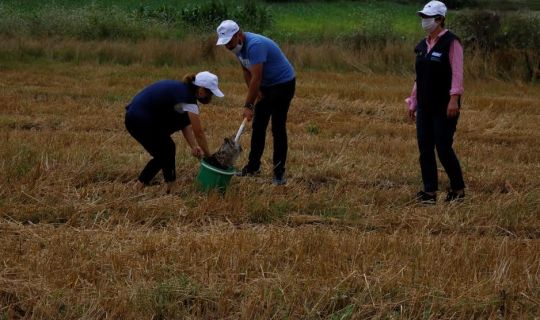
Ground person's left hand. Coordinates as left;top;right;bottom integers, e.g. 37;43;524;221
447;97;460;118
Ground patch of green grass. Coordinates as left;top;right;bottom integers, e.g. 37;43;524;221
306;122;320;135
7;143;39;179
268;1;422;41
134;275;208;319
329;303;355;320
248;198;295;223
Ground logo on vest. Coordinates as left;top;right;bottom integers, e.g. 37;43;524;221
430;51;442;62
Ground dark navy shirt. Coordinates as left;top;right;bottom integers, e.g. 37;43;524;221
127;80;197;117
126;80;196;133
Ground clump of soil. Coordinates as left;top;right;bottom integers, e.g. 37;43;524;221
204;137;242;170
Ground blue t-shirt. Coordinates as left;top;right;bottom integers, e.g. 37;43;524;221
126;80;196;132
236;32;295;87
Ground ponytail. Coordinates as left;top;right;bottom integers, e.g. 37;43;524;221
183;73;197;85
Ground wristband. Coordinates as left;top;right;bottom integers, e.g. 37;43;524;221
244;102;254;110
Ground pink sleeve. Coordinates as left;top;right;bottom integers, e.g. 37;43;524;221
405;82;417;111
449;39;464;96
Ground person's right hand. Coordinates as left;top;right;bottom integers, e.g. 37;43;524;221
408;109;416;122
191;146;204;159
243;108;254;121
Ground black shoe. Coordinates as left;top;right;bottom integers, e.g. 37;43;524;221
272;175;287;186
416;191;436;205
445;190;465;203
235;166;261;177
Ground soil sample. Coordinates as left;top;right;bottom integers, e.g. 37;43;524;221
204;137;242;170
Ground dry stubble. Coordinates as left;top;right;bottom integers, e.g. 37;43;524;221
0;58;539;318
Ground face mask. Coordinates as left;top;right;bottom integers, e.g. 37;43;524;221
230;41;243;54
421;18;437;33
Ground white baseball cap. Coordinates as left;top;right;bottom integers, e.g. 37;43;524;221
194;71;224;97
417;1;447;17
216;20;240;46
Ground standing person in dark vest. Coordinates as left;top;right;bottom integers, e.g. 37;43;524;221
125;71;224;193
405;1;465;204
216;20;296;186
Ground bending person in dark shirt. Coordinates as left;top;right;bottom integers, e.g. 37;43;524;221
125;71;224;193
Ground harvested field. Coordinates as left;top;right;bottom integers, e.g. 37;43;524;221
1;58;539;318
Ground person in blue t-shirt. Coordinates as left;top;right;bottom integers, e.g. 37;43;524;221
216;20;296;186
125;71;224;193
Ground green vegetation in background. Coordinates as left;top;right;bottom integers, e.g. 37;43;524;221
475;0;540;10
4;0;540;12
1;0;194;11
267;1;423;41
0;0;273;40
0;1;430;42
1;0;539;42
0;0;539;80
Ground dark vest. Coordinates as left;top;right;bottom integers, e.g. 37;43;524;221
415;31;460;111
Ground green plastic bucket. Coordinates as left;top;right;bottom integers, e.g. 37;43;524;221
195;160;236;192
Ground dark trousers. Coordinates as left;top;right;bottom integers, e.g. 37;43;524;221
247;78;295;177
416;108;465;192
125;115;176;184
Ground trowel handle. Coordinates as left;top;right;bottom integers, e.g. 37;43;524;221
234;118;248;144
